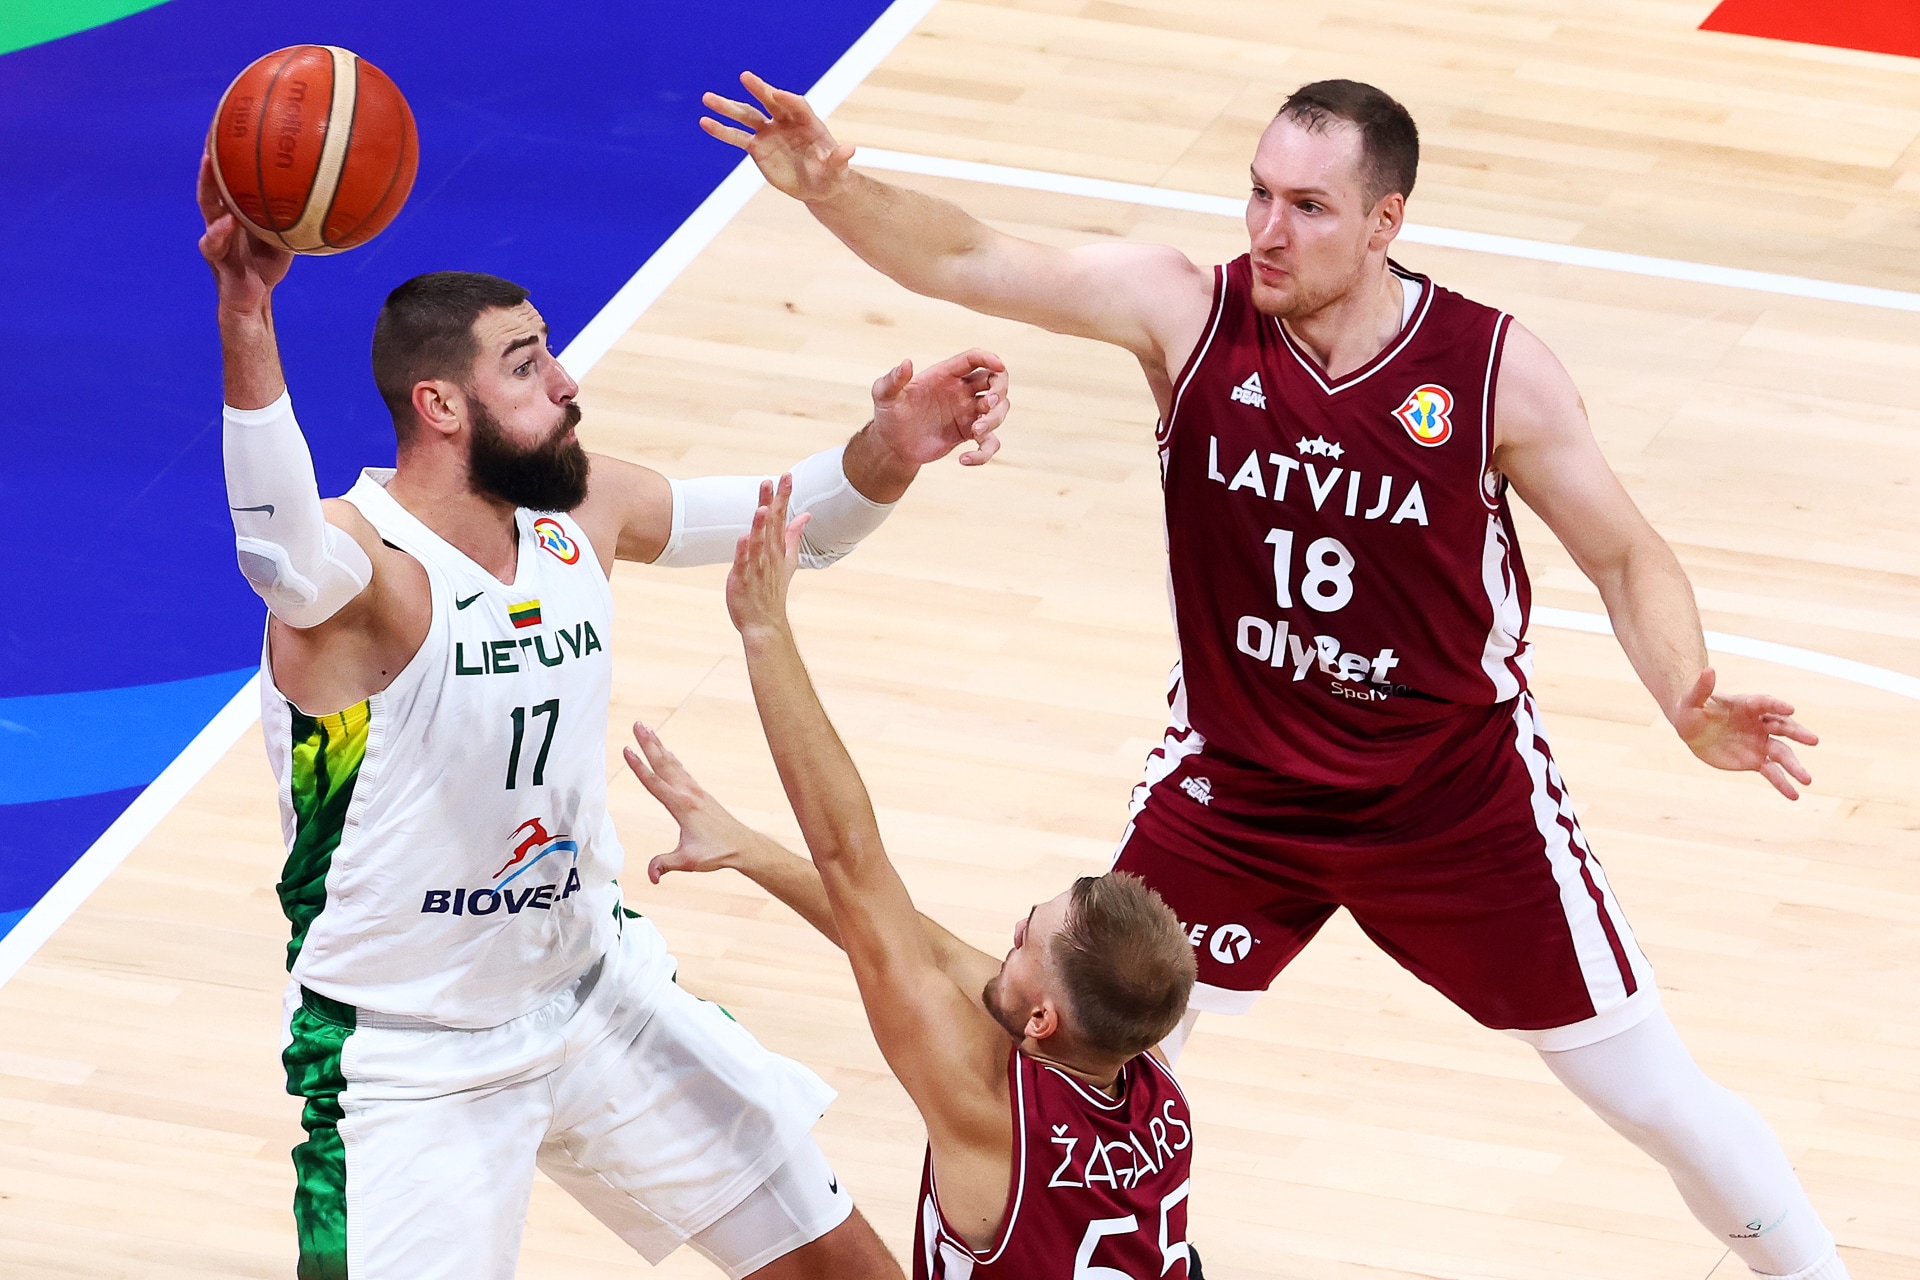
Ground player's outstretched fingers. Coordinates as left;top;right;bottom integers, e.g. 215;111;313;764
699;116;757;149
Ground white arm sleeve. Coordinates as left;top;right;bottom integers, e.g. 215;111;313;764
653;444;894;570
224;392;373;628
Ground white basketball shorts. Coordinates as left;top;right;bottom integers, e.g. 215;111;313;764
281;917;847;1279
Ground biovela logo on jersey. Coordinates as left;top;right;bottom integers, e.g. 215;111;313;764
419;816;585;917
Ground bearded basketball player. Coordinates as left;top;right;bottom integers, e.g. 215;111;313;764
697;74;1849;1280
624;477;1201;1280
197;152;1008;1280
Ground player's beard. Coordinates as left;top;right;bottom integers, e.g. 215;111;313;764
1249;260;1352;321
467;396;588;512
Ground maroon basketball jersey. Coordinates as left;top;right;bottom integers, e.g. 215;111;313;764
1157;255;1529;788
914;1049;1194;1280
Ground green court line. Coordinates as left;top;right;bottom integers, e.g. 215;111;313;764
1;0;174;57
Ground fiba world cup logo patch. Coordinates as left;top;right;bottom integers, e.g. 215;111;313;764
533;518;581;565
1393;383;1454;447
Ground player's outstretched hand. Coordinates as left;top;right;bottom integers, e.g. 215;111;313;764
870;349;1010;468
700;71;853;202
196;153;291;309
1672;667;1818;800
726;476;810;636
624;722;756;883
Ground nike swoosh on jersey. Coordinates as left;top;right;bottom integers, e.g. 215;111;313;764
456;592;484;609
230;503;275;516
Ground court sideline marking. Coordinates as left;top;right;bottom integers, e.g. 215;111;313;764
852;149;1920;313
3;31;1914;992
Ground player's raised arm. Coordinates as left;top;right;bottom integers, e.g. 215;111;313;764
1493;322;1817;799
574;347;1009;569
199;155;422;713
702;72;1213;370
719;478;1011;1141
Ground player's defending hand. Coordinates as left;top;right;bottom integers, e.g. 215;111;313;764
1673;667;1818;800
196;153;291;311
871;350;1010;468
726;476;809;639
624;723;759;883
700;71;852;202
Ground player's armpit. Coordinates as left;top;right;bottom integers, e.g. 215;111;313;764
266;499;431;715
854;941;1015;1129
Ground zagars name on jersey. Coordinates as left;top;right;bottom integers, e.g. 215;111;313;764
1207;436;1429;527
1047;1099;1192;1192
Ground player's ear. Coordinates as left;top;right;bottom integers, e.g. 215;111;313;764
1369;191;1405;248
1026;999;1061;1044
411;379;464;439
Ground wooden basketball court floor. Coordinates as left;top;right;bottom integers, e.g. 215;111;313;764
3;2;1916;1277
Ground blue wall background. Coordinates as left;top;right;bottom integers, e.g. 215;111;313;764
0;0;892;938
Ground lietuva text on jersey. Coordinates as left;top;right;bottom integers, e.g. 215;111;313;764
914;1050;1195;1279
1159;255;1532;788
260;473;671;1030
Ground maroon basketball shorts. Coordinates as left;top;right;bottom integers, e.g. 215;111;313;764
1113;691;1658;1050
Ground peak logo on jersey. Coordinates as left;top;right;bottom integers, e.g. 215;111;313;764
420;815;584;917
1393;383;1454;447
533;518;581;565
1229;371;1267;409
1295;434;1344;459
508;599;542;630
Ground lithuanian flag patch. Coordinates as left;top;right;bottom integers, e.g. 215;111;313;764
508;599;542;630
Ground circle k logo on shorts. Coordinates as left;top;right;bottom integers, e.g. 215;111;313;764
1209;923;1254;964
533;518;581;565
1393;383;1454;447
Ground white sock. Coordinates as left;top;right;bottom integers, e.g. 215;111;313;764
1758;1249;1849;1280
1540;1008;1845;1278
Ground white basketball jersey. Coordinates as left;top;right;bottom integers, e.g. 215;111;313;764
262;469;669;1028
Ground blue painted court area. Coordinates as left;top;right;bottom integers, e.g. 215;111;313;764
0;0;893;940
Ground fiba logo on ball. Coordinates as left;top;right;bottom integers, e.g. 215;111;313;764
1209;923;1254;964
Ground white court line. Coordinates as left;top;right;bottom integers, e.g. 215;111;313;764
0;676;262;989
560;2;941;378
0;0;942;995
852;148;1920;314
1535;608;1920;701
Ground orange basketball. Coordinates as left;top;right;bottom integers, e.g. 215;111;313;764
208;45;419;255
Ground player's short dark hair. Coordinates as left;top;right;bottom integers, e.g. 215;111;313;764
372;271;531;433
1050;873;1196;1060
1276;79;1419;207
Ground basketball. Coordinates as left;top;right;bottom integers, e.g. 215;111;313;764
207;45;418;255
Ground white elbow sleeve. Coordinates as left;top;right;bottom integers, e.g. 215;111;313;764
787;445;892;569
224;393;372;628
654;445;895;570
